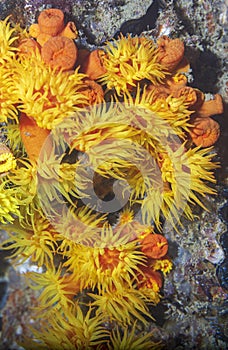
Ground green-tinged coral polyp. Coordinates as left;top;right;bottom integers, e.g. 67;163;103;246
0;7;224;349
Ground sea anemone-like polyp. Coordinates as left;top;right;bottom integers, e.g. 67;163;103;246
12;53;88;129
99;35;168;95
0;143;16;175
0;65;18;123
0;16;18;64
0;181;21;224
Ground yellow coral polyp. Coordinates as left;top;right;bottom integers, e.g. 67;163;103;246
151;258;173;275
0;16;18;65
89;287;154;325
95;242;146;291
100;35;168;95
119;207;135;225
0;147;16;174
2;213;57;267
0;182;21;223
25;305;109;350
53;205;107;247
123;86;192;138
8;159;38;203
0;66;19;123
2;121;25;154
26;266;76;311
109;322;160;350
12;55;89;129
61;238;146;293
57;100;218;232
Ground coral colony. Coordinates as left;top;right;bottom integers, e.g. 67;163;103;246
0;7;224;349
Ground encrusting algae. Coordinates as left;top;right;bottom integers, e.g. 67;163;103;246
0;7;224;349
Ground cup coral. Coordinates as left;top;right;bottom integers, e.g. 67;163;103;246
0;181;21;224
157;35;185;71
12;54;88;129
17;37;41;57
0;65;18;123
0;7;224;349
59;21;78;39
80;49;107;80
0;143;16;175
41;36;78;71
141;233;168;259
189;116;221;147
29;8;78;46
99;35;168;95
37;8;65;36
0;16;18;64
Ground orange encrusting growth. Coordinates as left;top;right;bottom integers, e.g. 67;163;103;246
19;113;51;162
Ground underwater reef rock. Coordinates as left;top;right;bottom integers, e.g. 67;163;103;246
0;1;227;349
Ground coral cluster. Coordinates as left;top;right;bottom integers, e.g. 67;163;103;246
0;7;224;349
